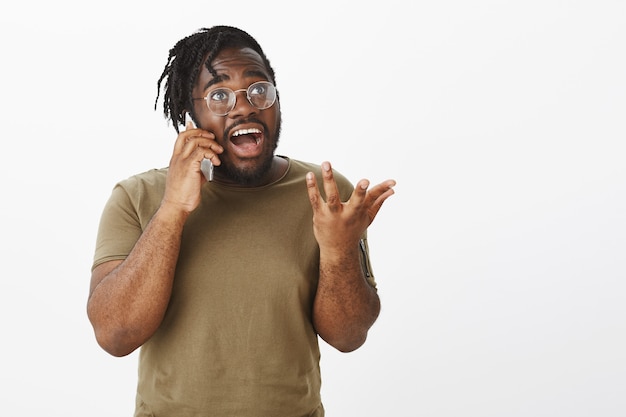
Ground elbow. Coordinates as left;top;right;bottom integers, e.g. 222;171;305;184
88;310;140;357
332;333;368;353
87;301;142;357
314;309;380;353
92;327;140;357
318;327;369;353
313;293;381;352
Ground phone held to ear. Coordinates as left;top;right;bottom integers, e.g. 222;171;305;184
185;113;214;182
201;158;214;182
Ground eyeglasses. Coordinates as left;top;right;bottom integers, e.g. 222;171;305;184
194;81;277;116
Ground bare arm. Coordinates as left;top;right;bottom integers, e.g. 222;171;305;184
87;123;222;357
87;203;188;357
307;161;395;352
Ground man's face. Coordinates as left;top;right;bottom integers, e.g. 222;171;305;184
192;47;281;186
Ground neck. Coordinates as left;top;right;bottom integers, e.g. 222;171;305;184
212;156;288;187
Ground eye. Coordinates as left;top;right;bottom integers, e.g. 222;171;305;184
209;88;231;103
249;82;268;96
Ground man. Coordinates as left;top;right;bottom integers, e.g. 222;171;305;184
87;25;396;417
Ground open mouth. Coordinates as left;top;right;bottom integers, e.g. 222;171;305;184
230;127;263;153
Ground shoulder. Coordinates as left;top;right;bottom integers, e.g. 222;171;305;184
101;168;168;230
106;168;168;213
114;167;168;194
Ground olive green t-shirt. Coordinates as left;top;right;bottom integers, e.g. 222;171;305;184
92;157;376;417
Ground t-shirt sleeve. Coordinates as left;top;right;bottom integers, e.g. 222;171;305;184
91;183;144;270
91;169;166;271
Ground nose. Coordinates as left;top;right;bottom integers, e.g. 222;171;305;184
228;89;256;118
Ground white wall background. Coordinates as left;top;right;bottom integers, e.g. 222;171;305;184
1;1;624;416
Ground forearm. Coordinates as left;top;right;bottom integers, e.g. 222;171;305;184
87;203;188;356
313;245;381;352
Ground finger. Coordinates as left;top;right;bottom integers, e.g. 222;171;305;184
198;138;223;165
173;120;216;153
173;128;191;154
320;161;341;211
349;179;370;205
306;171;322;211
181;135;222;160
202;150;222;166
364;180;397;204
366;181;396;220
174;129;201;155
175;119;198;151
180;137;201;159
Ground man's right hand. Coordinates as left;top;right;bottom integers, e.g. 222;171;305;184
163;122;223;213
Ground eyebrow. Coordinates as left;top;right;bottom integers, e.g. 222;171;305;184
202;69;270;91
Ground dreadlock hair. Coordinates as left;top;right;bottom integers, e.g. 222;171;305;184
155;25;277;133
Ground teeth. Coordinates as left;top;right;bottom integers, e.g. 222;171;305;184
232;128;262;137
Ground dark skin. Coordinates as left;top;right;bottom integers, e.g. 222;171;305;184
87;47;396;356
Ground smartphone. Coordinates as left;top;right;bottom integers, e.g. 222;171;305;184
185;113;213;181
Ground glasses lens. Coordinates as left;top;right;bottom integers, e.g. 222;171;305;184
247;81;276;110
205;82;276;116
207;88;236;116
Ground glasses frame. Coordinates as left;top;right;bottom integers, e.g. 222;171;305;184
193;80;277;117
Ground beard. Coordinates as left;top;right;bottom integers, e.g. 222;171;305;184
218;115;282;186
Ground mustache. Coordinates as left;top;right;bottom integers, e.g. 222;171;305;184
224;118;268;138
